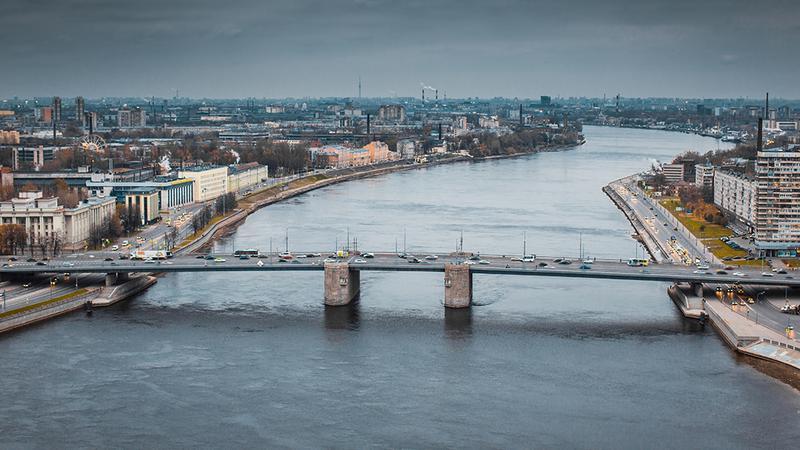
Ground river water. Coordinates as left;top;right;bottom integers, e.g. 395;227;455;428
2;126;798;448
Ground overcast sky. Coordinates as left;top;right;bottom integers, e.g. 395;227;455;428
3;0;798;99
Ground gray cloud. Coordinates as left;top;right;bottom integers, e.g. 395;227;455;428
2;0;798;98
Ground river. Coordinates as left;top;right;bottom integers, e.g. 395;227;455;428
1;126;798;448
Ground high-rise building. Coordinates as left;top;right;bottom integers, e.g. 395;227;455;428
75;97;85;125
35;106;53;123
84;112;98;131
53;96;62;122
117;107;147;128
755;148;800;256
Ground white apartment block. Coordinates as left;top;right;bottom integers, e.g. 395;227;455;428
178;165;229;202
713;170;756;228
755;149;800;255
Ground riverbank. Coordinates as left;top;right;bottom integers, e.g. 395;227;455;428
183;143;582;253
608;172;800;382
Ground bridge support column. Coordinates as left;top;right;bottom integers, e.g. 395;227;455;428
444;263;472;308
105;272;130;287
691;282;703;297
324;263;360;306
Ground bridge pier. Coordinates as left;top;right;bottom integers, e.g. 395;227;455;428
105;272;130;287
324;263;360;306
691;282;704;297
444;263;472;308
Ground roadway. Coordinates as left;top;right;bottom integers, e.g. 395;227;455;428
2;252;800;288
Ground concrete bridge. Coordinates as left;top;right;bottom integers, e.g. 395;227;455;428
1;252;796;308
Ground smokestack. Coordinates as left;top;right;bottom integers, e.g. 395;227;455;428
519;104;523;127
438;123;442;140
765;92;769;119
87;113;93;135
435;89;438;101
422;89;425;102
53;117;56;145
366;114;370;135
757;118;763;153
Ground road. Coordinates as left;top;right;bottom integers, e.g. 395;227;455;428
2;252;800;288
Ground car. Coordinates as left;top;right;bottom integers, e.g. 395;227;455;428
88;254;95;258
553;258;563;263
104;257;113;261
196;255;205;259
239;255;250;260
353;258;367;264
63;262;75;267
663;223;668;226
204;255;215;260
425;255;439;261
733;272;746;277
110;262;118;266
724;266;735;271
696;264;710;270
559;259;572;265
761;272;774;277
407;257;421;263
22;283;31;288
323;258;337;263
716;270;728;275
111;245;119;251
778;269;788;274
361;253;374;258
214;258;226;263
36;261;46;266
464;260;477;265
511;257;523;262
119;254;129;260
747;297;755;304
579;264;591;270
522;257;536;263
478;260;490;265
468;255;481;261
144;259;156;264
26;258;36;262
582;259;594;264
307;253;322;258
8;257;17;261
122;240;129;246
693;270;708;274
538;262;548;267
715;286;722;292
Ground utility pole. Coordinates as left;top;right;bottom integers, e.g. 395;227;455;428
523;231;527;258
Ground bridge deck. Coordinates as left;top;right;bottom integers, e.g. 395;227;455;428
1;253;798;287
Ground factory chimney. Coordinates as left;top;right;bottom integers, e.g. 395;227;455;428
438;123;442;140
519;104;523;127
422;89;425;102
765;92;769;119
435;89;438;101
757;118;763;153
366;114;371;135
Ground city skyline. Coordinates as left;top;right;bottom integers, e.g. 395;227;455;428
3;0;800;99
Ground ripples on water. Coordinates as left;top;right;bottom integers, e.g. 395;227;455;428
1;127;798;448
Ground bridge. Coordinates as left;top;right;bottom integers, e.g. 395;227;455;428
1;252;796;308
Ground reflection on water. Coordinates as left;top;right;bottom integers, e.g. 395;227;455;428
324;300;361;331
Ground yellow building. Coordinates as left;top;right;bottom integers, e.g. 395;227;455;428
178;165;229;202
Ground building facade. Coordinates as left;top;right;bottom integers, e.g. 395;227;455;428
661;163;685;184
125;188;160;225
117;108;147;128
755;149;800;255
227;162;268;193
713;170;756;229
178;166;228;202
695;164;714;189
86;175;194;211
0;191;115;248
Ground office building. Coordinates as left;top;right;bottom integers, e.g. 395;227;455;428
86;174;194;210
227;163;268;193
35;106;53;123
13;147;56;170
0;190;116;248
377;105;406;123
660;163;685;183
124;188;161;225
178;165;228;202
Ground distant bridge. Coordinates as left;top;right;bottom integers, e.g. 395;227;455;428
1;253;795;308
